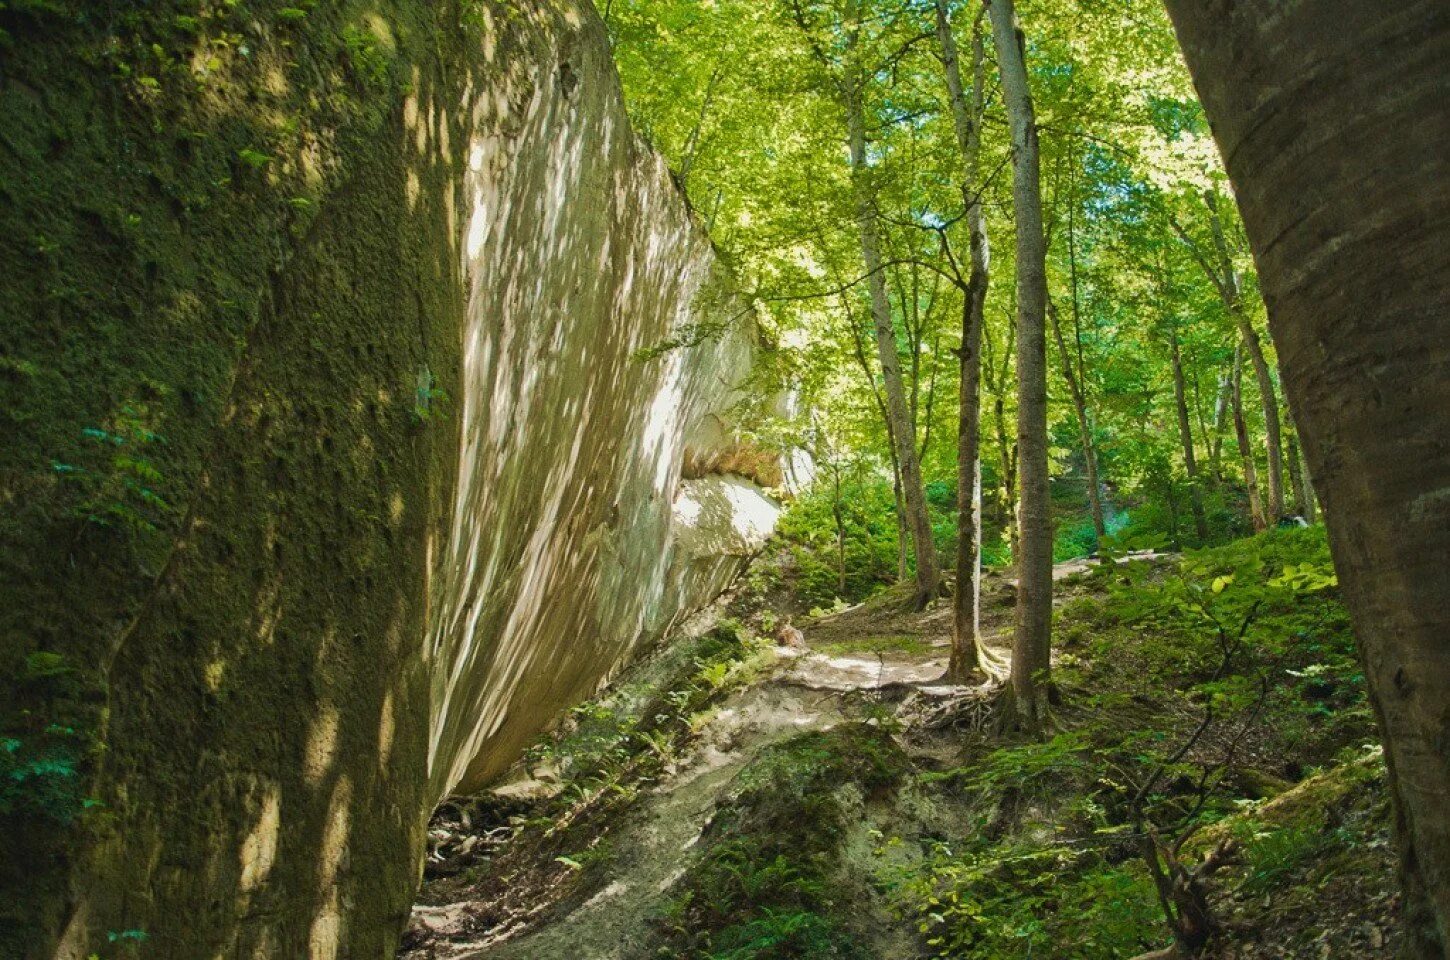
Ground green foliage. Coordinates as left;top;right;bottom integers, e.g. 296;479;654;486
926;731;1090;799
890;528;1369;957
665;725;905;959
1;652;97;824
516;621;771;833
607;0;1282;589
342;25;393;89
1236;821;1341;897
772;477;903;607
412;364;449;423
236;147;272;169
51;397;171;534
1054;516;1100;562
892;838;1163;959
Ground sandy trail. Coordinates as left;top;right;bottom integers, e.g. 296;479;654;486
405;555;1134;958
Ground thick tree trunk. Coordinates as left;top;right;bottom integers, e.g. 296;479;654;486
935;0;1002;681
1170;329;1210;544
990;0;1052;728
1163;3;1450;955
1230;342;1267;531
843;56;940;609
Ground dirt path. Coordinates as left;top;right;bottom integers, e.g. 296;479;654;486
466;675;855;960
405;645;940;958
403;557;1124;959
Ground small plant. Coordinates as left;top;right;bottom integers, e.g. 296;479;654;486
1;652;98;824
53;398;170;534
343;26;391;88
237;147;272;169
412;364;448;423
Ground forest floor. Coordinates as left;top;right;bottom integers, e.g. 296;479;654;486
400;529;1400;960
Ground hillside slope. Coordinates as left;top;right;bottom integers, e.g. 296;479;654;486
404;530;1399;960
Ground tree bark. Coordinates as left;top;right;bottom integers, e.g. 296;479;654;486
1297;436;1318;524
1062;181;1108;540
842;12;940;608
843;288;910;584
1287;434;1308;518
1230;341;1267;531
989;0;1052;728
1163;3;1450;954
1051;300;1105;541
1208;365;1232;481
935;0;1002;681
1170;328;1209;544
1205;191;1286;521
831;462;848;595
983;331;1019;563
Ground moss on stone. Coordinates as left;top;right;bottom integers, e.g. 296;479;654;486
0;0;498;954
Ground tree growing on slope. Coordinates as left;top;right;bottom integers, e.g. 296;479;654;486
1164;1;1450;955
989;0;1053;728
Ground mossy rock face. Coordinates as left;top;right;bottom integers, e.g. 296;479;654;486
1;2;471;955
0;2;772;957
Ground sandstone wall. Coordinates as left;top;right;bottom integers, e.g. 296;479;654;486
0;2;774;957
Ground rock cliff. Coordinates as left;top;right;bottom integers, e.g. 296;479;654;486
0;1;775;957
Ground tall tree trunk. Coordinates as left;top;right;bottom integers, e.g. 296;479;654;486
1287;434;1308;518
1206;191;1286;521
982;312;1019;563
1297;436;1318;524
990;0;1052;728
1062;180;1108;540
1050;300;1106;540
843;290;909;583
1170;328;1210;543
1230;342;1267;531
1286;410;1320;524
842;26;940;609
1208;365;1232;481
894;468;909;582
993;393;1018;560
1164;5;1450;954
935;0;1002;680
831;462;848;594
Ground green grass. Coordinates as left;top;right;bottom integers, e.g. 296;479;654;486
813;634;936;658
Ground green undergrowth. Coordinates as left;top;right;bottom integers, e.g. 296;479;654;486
430;528;1388;959
430;620;775;897
661;723;909;960
881;527;1383;958
812;634;935;659
522;620;775;814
